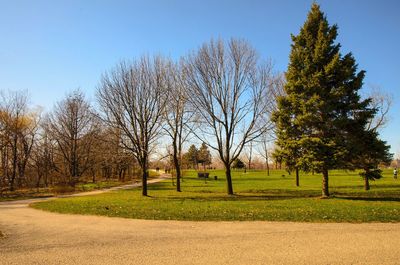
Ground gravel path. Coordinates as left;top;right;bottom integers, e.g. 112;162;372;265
1;177;399;265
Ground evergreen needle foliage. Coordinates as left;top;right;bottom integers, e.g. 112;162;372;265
273;3;391;197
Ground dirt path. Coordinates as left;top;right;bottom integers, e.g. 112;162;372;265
1;176;400;265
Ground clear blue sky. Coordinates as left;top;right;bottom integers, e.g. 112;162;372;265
1;0;399;156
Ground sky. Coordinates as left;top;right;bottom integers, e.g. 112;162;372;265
0;0;399;156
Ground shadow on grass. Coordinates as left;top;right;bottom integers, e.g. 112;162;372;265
164;191;321;202
333;184;400;190
242;189;320;196
160;187;400;202
337;196;400;202
149;185;175;191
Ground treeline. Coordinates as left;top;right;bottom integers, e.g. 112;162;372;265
0;90;140;193
0;4;392;197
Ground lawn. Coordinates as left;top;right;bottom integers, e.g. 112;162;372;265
31;169;400;222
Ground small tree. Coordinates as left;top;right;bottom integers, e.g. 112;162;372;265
197;142;212;170
232;158;245;170
185;144;199;169
353;130;392;190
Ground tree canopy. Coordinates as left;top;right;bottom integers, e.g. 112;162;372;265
273;3;389;197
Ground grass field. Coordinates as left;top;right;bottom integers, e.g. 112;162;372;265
32;169;400;222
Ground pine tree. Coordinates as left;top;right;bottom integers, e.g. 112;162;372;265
232;158;245;169
273;3;376;197
350;130;392;190
197;142;212;170
186;144;199;169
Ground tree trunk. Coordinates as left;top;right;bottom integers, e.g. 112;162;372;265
44;172;48;187
122;169;126;181
141;156;148;196
172;140;181;192
225;165;234;195
36;174;42;189
322;168;329;197
9;177;15;192
364;168;370;191
10;133;18;191
364;176;370;191
142;169;148;196
266;159;270;176
176;166;181;192
119;169;123;181
295;167;299;187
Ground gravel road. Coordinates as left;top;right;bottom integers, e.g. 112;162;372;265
1;178;399;265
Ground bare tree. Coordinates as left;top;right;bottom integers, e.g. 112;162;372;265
31;118;56;188
0;90;39;191
48;90;98;187
366;85;392;132
163;62;193;192
256;133;272;176
184;38;274;195
244;141;253;171
256;73;286;176
97;56;169;196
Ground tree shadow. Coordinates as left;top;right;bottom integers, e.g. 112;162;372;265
336;196;400;202
334;184;400;190
165;191;321;202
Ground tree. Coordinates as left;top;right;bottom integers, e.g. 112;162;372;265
366;85;392;133
232;158;245;169
163;62;193;192
0;90;39;191
184;144;199;169
97;56;169;196
197;142;212;170
256;74;286;176
256;133;272;176
273;4;376;197
351;130;392;190
31;119;56;188
244;141;254;171
185;38;273;195
48;90;98;187
352;86;393;190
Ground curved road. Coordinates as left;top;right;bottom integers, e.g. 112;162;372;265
1;178;399;265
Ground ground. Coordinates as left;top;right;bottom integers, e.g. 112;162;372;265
1;198;400;265
1;172;400;264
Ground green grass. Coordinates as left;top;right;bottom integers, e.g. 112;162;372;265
31;169;400;222
76;181;131;192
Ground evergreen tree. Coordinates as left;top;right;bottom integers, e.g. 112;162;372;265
197;142;212;170
351;130;392;190
273;3;375;197
232;158;245;169
185;144;199;169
